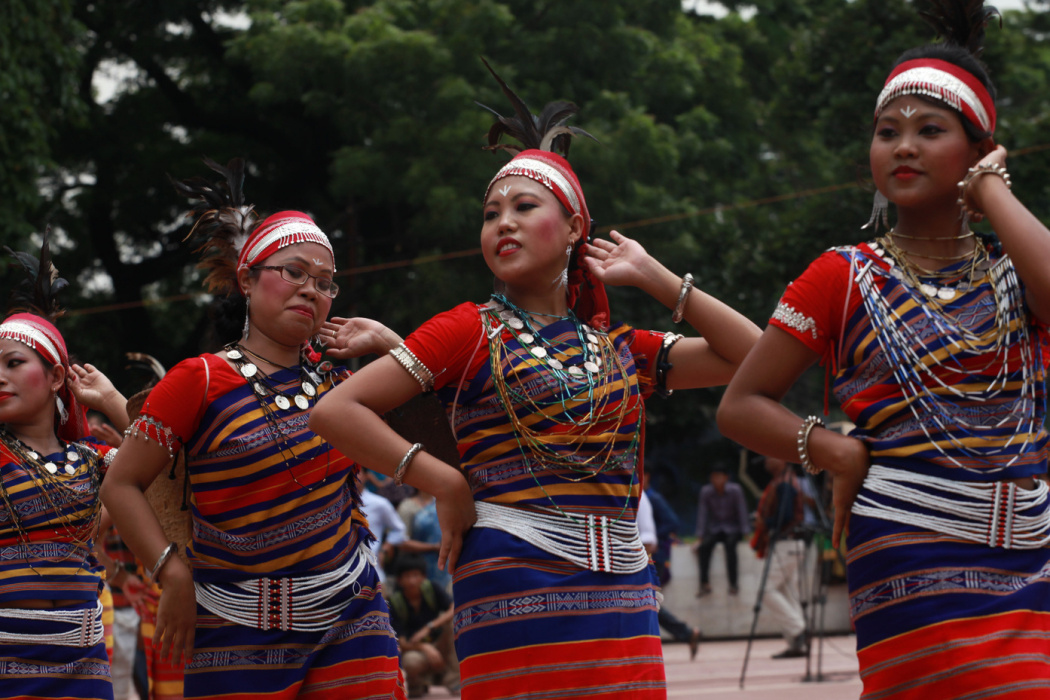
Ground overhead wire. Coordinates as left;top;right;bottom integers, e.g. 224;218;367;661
61;142;1050;318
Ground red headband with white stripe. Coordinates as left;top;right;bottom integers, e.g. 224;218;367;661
875;58;995;134
236;211;334;293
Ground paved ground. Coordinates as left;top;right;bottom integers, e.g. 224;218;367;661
423;634;863;699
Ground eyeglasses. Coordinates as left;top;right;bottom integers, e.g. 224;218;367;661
252;265;340;298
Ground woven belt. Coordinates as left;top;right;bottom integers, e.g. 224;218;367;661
474;501;650;574
853;465;1050;549
0;600;104;647
195;541;374;632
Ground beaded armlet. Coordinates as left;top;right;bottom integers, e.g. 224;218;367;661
124;415;181;460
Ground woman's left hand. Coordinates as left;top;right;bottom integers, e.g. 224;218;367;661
581;230;656;289
67;363;119;412
320;317;403;359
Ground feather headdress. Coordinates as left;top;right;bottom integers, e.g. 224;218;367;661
4;226;68;322
170;157;257;296
476;57;597;157
477;59;610;331
919;0;1001;56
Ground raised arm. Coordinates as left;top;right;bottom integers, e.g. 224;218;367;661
309;356;475;572
963;145;1050;322
582;230;761;388
716;326;870;546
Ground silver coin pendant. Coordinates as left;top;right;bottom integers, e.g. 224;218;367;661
274;395;291;410
240;363;258;378
302;382;317;397
226;349;243;360
64;464;76;475
295;395;310;410
44;462;58;474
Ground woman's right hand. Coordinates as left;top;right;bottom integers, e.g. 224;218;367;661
434;474;477;575
815;431;871;548
153;560;196;666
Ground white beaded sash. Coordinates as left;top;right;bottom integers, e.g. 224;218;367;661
0;600;104;647
853;465;1050;549
194;541;374;632
474;501;650;574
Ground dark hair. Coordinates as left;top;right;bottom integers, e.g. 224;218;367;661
203;268;261;349
394;554;428;578
890;43;996;142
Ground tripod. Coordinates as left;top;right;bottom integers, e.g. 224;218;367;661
798;471;849;683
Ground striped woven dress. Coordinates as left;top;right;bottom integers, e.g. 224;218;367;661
771;241;1050;698
134;353;404;700
404;301;669;699
0;440;113;700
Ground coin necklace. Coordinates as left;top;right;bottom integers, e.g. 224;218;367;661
225;343;320;411
483;297;641;527
0;430;102;569
223;344;333;491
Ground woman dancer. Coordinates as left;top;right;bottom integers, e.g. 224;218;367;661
311;69;759;697
0;236;131;700
718;3;1050;696
100;160;406;699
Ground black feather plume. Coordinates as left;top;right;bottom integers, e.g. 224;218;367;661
4;226;68;321
169;157;256;296
476;57;598;157
919;0;1001;56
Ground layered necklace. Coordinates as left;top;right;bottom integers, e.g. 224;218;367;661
224;343;334;491
485;294;640;524
0;428;102;572
854;237;1038;472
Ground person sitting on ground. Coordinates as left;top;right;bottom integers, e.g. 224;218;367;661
387;555;459;698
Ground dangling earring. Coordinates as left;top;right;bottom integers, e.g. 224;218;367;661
55;395;68;425
242;296;251;340
554;243;572;288
861;190;890;232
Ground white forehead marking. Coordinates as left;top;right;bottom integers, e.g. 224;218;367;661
312;258;324;266
900;105;917;119
499;184;512;197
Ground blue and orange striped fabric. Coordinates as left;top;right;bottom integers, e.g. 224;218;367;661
0;441;113;699
406;303;667;699
0;601;113;700
0;442;109;604
772;243;1050;697
138;353;404;699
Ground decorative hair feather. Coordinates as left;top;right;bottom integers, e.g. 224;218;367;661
4;226;68;322
918;0;1000;56
125;352;167;381
169;157;257;296
476;57;597;156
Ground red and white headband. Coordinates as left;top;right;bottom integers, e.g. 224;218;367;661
484;150;590;238
236;211;334;293
0;315;66;366
875;58;995;134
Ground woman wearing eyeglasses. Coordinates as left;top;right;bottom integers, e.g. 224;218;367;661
101;161;407;699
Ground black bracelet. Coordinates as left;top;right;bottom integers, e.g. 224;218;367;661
655;333;684;397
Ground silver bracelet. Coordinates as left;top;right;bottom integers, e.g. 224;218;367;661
671;273;694;324
797;415;825;475
389;344;435;392
394;443;425;486
957;162;1011;221
148;542;178;584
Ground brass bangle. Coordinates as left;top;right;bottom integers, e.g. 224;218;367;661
394;443;425;487
671;274;694;324
797;415;825;475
